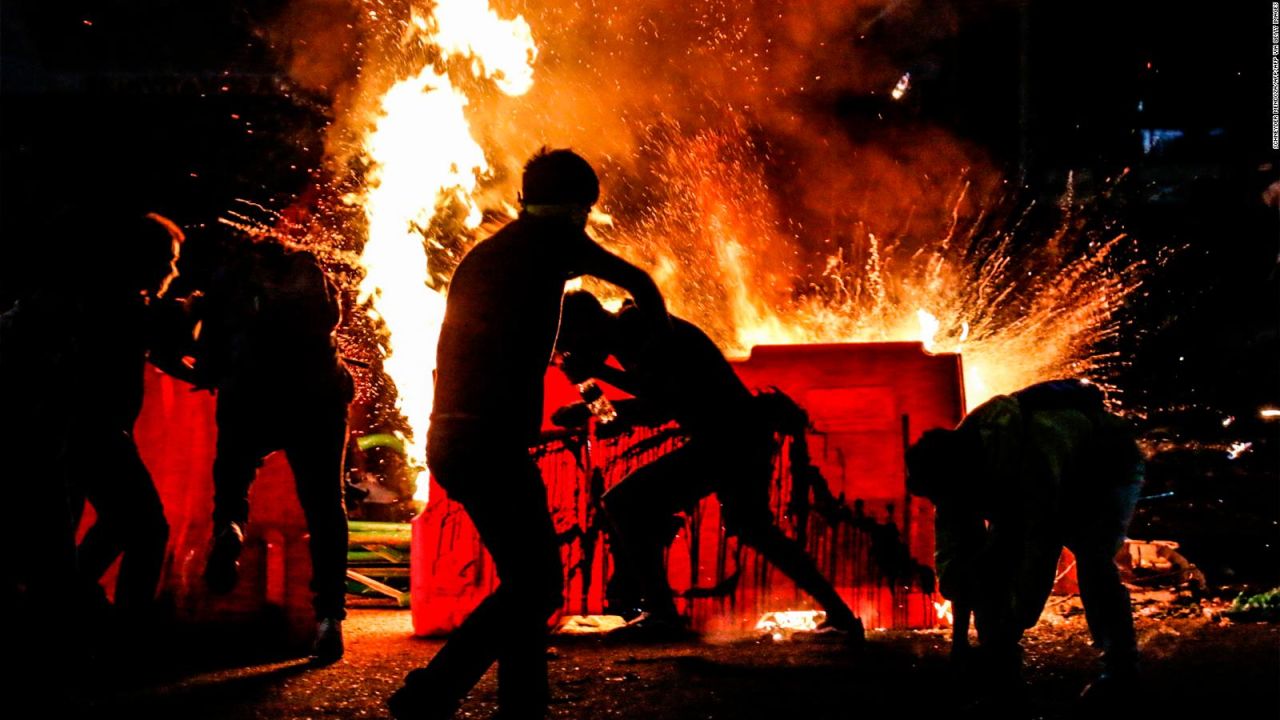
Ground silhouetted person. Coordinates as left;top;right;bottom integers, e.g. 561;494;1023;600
906;379;1144;706
388;149;667;720
553;291;863;641
63;213;185;624
190;237;354;664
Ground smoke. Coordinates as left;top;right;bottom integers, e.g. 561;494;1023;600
259;0;363;95
263;0;993;216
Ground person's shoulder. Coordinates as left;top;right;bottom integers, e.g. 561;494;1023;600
484;218;523;241
448;225;525;290
461;220;526;260
671;315;699;334
281;249;326;282
963;394;1020;428
977;394;1018;414
287;247;322;267
672;316;718;349
674;315;715;337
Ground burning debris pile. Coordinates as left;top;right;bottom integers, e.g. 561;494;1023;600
755;610;826;641
1038;586;1275;631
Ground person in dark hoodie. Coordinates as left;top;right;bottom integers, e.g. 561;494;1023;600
179;232;355;665
388;149;669;720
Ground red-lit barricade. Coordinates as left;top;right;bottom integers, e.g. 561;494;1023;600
131;369;318;647
412;342;966;634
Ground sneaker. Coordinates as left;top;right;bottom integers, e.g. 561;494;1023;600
813;614;865;646
204;522;244;595
311;617;344;665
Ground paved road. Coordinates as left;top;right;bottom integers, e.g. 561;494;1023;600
44;607;1280;719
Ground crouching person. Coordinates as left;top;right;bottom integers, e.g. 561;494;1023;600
905;379;1144;706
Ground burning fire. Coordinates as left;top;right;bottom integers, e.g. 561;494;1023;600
933;599;953;625
297;2;1153;500
890;72;911;101
599;127;1145;411
1226;441;1253;460
352;1;536;500
755;610;825;641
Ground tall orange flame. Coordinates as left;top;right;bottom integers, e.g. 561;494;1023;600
354;0;536;500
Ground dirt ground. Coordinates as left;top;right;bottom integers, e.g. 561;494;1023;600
41;593;1278;720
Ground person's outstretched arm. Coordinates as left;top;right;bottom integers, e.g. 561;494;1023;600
572;238;669;332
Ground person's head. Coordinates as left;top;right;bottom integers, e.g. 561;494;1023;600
86;211;184;298
904;427;978;504
134;213;184;297
167;225;224;296
556;290;616;372
520;148;599;228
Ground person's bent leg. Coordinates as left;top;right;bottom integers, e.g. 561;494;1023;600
1074;542;1138;674
68;434;122;590
971;543;1026;686
603;447;705;622
284;405;350;624
1068;477;1143;678
735;520;861;634
84;431;169;617
211;404;263;531
285;402;350;663
492;474;562;715
77;522;122;588
392;431;562;719
207;399;264;594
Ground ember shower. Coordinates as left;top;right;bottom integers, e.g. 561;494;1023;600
260;0;1148;494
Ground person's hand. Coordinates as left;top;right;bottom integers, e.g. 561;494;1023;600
558;351;594;385
551;402;592;429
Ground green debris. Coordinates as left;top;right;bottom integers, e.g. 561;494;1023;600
356;432;407;454
1225;587;1280;622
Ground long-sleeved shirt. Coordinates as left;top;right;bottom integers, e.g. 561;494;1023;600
933;383;1142;627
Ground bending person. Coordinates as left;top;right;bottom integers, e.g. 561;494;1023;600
906;379;1144;706
554;291;863;641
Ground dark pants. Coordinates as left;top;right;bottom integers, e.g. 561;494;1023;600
976;467;1143;675
399;422;563;717
212;388;350;620
1063;476;1142;673
604;431;854;625
74;428;169;616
